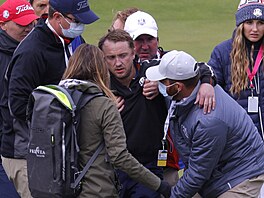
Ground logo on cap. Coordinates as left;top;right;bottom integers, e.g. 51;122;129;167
138;18;146;26
77;0;88;11
16;4;34;15
253;8;262;17
3;10;9;19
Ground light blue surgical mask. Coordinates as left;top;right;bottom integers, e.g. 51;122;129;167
158;81;179;100
158;82;168;97
60;16;85;38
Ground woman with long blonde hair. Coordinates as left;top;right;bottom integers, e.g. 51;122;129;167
60;44;170;198
208;0;264;140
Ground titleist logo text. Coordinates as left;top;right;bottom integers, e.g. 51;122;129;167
77;1;88;11
16;4;34;15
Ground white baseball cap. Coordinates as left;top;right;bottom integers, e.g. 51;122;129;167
146;50;199;81
124;11;158;40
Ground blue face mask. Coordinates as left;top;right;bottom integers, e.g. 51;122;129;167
60;16;85;38
158;82;168;97
158;81;179;100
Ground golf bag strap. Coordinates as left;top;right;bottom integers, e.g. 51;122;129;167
72;141;105;188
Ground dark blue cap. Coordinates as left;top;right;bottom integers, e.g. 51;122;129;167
49;0;99;24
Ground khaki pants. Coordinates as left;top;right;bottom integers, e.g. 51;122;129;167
218;174;264;198
2;157;32;198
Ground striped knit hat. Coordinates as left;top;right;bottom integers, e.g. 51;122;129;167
236;0;264;26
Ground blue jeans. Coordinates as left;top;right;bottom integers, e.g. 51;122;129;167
117;161;163;198
0;162;20;198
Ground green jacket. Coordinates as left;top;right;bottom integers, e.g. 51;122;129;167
70;80;161;197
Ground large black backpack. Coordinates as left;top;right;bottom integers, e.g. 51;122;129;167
26;84;104;198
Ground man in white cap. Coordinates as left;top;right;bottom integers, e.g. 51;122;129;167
124;10;217;190
1;0;98;197
146;50;264;197
124;10;159;62
124;10;216;109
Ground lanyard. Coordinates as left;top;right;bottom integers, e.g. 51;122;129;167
162;101;176;149
247;45;263;89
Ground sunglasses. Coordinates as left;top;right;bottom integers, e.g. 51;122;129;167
61;13;80;24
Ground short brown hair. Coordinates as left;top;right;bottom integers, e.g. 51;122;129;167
98;29;134;50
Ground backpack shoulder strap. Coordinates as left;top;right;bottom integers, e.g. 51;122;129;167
71;141;105;189
77;92;104;110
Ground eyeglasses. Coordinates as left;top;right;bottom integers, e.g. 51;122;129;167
61;13;80;24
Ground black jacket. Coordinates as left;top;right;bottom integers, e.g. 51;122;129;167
110;59;216;164
1;19;66;158
0;29;19;159
110;60;167;164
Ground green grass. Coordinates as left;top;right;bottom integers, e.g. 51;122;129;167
85;0;238;61
1;0;238;61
